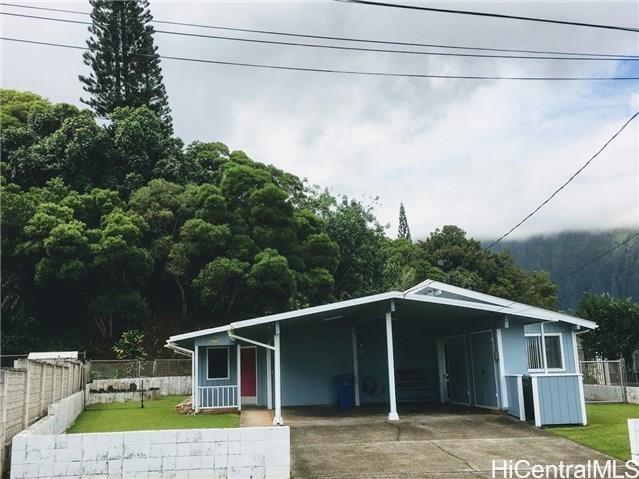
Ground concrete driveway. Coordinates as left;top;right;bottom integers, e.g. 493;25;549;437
286;405;615;478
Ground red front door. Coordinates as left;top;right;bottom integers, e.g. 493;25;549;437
241;347;257;397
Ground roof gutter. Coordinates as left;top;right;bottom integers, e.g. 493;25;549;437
164;342;193;357
228;330;276;351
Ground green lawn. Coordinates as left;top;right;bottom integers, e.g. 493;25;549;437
67;395;239;433
550;403;638;460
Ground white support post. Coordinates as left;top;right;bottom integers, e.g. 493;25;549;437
351;327;360;407
266;348;273;410
531;375;541;427
495;329;508;409
517;375;525;421
435;339;447;403
237;344;242;412
385;311;399;421
577;374;587;425
273;322;283;425
194;346;199;413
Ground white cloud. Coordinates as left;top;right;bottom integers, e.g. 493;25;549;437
1;0;637;241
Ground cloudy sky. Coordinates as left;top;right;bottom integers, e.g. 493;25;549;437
1;1;638;241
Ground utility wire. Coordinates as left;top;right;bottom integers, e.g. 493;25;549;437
3;36;639;82
486;111;639;249
554;231;639;283
1;2;637;60
490;231;639;317
337;0;639;33
2;11;637;63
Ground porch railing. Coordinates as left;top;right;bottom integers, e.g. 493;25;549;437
197;385;238;409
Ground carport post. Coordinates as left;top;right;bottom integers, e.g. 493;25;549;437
273;321;283;425
351;327;360;407
385;311;399;421
237;344;242;412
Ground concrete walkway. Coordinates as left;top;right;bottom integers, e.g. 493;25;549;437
286;405;618;478
240;408;273;427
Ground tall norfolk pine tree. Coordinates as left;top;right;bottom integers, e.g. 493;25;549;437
398;203;411;241
80;0;172;130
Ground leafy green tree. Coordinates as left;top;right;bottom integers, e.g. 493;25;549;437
109;107;183;193
578;294;639;365
398;203;411;241
193;258;249;314
112;329;147;360
416;225;557;307
7;111;112;190
80;0;172;130
320;197;389;299
248;249;296;313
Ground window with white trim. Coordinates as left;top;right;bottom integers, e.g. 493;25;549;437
207;347;229;380
525;333;564;371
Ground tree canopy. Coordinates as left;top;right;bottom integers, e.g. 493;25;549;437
577;293;639;365
1;89;560;357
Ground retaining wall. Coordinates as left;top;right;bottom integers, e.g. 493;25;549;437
24;392;84;436
86;389;161;405
87;376;191;397
11;426;290;479
584;384;639;404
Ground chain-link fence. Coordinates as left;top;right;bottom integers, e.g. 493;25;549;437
88;359;191;381
581;359;633;403
581;359;627;386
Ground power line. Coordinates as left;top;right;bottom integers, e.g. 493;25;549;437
5;11;637;63
486;111;639;249
1;2;637;60
337;0;639;33
490;230;639;316
554;231;639;283
4;36;639;82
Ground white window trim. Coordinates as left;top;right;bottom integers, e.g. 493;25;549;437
206;346;230;380
525;332;566;373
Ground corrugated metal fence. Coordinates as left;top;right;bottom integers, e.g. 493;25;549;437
0;358;85;476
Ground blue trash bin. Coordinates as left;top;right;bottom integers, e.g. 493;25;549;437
336;374;354;410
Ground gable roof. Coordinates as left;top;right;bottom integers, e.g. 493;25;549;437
167;280;596;345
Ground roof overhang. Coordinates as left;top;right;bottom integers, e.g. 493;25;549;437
166;279;596;347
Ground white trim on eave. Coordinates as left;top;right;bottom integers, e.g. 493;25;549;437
409;280;596;330
167;280;596;344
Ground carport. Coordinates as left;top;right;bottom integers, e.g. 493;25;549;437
166;279;595;427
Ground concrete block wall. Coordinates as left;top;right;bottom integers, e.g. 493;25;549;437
584;384;639;404
12;426;290;479
1;362;84;476
88;376;192;397
86;389;161;405
24;392;84;436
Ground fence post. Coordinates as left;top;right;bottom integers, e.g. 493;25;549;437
621;358;628;403
39;362;46;417
22;360;31;429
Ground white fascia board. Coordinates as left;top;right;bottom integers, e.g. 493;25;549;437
168;324;231;343
168;291;402;342
403;279;437;295
404;292;528;316
231;291;403;330
409;280;596;330
415;280;514;307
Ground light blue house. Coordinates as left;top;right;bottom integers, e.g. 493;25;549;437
165;280;595;427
